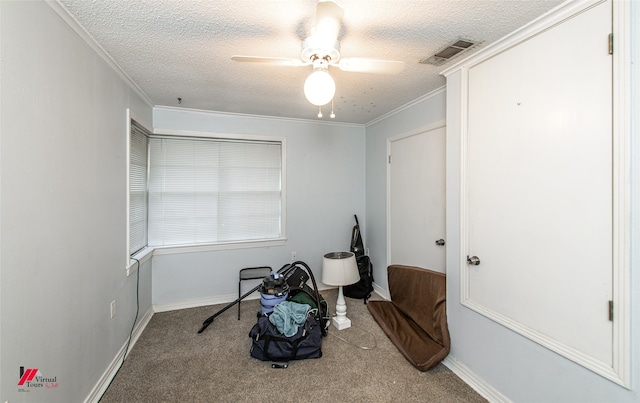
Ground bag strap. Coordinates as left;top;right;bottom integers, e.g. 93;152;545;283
350;215;364;257
290;261;328;336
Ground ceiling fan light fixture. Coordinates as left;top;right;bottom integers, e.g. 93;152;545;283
231;0;404;114
304;69;335;106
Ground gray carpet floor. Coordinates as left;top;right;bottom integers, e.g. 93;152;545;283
101;289;486;402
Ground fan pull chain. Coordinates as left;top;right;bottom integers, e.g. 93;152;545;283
317;106;323;118
330;99;336;119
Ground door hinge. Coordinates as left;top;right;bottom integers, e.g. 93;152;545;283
388;155;392;164
609;300;614;321
608;33;613;55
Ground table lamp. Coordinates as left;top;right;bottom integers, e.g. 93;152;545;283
322;251;360;330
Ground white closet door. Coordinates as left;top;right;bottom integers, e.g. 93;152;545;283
466;1;612;364
389;124;446;273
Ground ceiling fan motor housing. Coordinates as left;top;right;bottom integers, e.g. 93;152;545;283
301;38;341;64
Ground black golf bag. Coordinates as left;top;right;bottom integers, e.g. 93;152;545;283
343;215;374;303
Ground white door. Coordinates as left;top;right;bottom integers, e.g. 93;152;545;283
465;1;612;364
389;123;446;272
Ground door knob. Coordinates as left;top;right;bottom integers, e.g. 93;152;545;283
467;255;481;265
435;239;445;246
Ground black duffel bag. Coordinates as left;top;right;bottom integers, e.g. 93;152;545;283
249;314;322;362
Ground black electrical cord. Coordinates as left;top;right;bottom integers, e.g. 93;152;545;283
123;257;140;363
99;257;140;401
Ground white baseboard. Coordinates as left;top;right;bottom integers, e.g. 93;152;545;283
153;292;256;313
372;281;389;300
84;307;154;403
154;284;335;313
443;356;511;403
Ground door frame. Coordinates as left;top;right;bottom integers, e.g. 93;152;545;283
386;120;446;271
452;0;631;388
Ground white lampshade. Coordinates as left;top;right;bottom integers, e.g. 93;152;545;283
304;70;335;106
322;252;359;286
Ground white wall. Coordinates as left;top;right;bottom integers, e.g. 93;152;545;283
364;90;446;295
0;2;153;401
442;1;640;401
151;108;366;309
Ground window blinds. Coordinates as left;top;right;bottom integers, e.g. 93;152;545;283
147;137;282;247
129;123;149;255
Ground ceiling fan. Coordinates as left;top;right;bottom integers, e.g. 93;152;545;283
231;0;405;110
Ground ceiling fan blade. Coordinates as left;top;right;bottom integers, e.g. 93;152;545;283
338;58;405;74
231;56;306;67
314;1;344;44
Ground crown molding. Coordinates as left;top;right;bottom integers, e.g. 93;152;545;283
153;105;366;128
46;0;154;108
441;0;605;77
365;86;446;127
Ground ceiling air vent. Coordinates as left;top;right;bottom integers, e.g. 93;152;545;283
420;39;478;66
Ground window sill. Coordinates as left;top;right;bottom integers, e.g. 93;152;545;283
126;238;287;276
150;238;287;256
127;247;153;276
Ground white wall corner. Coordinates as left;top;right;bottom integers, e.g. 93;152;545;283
372;282;389;300
443;356;512;403
84;308;154;403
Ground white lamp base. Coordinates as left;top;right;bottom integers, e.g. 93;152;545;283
332;315;352;330
332;285;352;330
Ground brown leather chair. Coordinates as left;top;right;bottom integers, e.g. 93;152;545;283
367;265;450;371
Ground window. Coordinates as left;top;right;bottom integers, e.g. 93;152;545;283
147;136;283;247
129;121;149;255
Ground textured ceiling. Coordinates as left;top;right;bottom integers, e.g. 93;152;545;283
59;0;564;125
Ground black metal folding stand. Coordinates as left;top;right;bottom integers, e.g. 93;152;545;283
238;266;272;320
198;264;288;334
